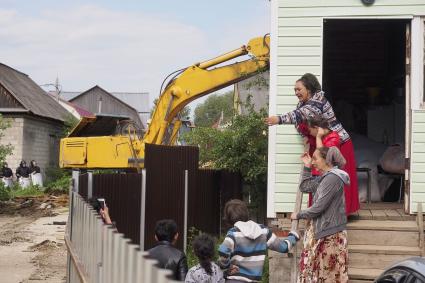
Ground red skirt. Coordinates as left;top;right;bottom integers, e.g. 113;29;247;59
340;139;360;215
308;140;360;215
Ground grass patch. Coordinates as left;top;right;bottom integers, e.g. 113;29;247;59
12;185;44;198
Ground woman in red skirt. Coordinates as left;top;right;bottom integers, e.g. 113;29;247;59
265;73;359;215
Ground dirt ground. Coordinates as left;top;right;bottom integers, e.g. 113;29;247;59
0;195;69;283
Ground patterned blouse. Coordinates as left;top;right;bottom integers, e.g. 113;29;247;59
278;91;350;143
185;262;225;283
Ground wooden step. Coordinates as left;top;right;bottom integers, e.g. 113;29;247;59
349;244;421;255
347;219;419;247
349;280;373;283
347;219;418;231
350;252;415;270
349;267;382;281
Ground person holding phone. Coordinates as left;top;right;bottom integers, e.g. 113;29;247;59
89;197;113;225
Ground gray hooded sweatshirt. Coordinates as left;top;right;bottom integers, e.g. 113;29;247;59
297;167;350;239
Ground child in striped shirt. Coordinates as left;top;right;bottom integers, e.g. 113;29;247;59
218;199;299;282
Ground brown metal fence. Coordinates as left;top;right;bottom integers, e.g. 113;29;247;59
74;144;242;251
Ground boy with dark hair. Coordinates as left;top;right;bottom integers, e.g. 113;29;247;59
218;199;300;282
148;219;188;281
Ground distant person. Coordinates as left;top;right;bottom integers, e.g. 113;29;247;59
16;160;31;188
29;160;41;174
185;233;224;283
218;199;299;282
29;160;43;187
1;162;13;188
148;219;188;281
88;197;113;225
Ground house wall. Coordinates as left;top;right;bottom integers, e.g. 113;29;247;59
1;116;24;171
411;110;425;213
269;0;425;216
1;114;63;179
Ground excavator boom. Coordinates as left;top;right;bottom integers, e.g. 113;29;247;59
59;35;270;169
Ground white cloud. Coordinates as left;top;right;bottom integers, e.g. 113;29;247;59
0;4;269;110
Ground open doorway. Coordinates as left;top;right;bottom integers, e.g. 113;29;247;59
322;19;408;203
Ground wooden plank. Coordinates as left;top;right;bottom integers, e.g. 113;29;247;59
349;268;383;281
348;229;419;247
278;0;425;8
370;210;387;220
358;209;373;220
360;202;403;210
349;244;421;255
384;209;403;220
279;6;425;18
347;220;418;231
397;208;415;220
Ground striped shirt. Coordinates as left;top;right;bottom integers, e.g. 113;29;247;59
278;91;350;143
218;220;297;282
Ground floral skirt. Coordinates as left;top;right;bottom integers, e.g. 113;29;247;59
298;223;348;283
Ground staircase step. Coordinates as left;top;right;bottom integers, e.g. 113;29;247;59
349;267;382;281
349;244;422;255
347;219;419;247
347;220;418;231
350;253;414;270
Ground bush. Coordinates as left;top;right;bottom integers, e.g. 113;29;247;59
44;167;71;194
44;175;71;195
0;182;12;201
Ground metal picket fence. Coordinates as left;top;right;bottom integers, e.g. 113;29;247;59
65;192;180;283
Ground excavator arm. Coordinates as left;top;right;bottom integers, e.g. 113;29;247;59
59;35;270;169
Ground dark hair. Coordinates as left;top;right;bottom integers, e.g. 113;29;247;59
223;199;249;226
88;197;102;213
20;160;26;167
155;219;178;242
297;73;321;94
306;116;330;129
192;234;215;275
30;160;36;167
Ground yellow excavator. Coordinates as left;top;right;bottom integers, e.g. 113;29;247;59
59;34;270;169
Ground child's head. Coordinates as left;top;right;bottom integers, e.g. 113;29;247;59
223;199;249;226
154;219;178;243
193;233;215;275
306;116;330;137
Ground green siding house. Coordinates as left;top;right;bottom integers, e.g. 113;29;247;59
268;0;425;217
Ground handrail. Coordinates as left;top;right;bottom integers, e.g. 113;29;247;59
65;235;89;283
417;202;424;256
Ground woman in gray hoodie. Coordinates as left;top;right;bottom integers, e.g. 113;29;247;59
291;146;350;283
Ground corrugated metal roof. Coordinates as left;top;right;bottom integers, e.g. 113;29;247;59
60;90;149;113
0;63;68;122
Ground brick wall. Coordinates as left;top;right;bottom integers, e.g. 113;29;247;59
1;116;24;171
0;114;63;179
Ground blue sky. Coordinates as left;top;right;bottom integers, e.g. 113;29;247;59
0;0;270;109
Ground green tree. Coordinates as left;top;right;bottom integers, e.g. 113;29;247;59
0;114;13;166
184;98;268;198
194;91;234;127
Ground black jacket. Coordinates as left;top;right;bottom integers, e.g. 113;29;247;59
147;241;188;281
1;167;13;178
16;166;30;178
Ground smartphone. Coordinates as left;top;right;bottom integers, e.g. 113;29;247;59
97;198;106;209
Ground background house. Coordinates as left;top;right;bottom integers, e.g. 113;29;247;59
0;63;69;175
60;86;149;127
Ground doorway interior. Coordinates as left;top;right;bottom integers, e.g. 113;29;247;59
322;19;408;203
